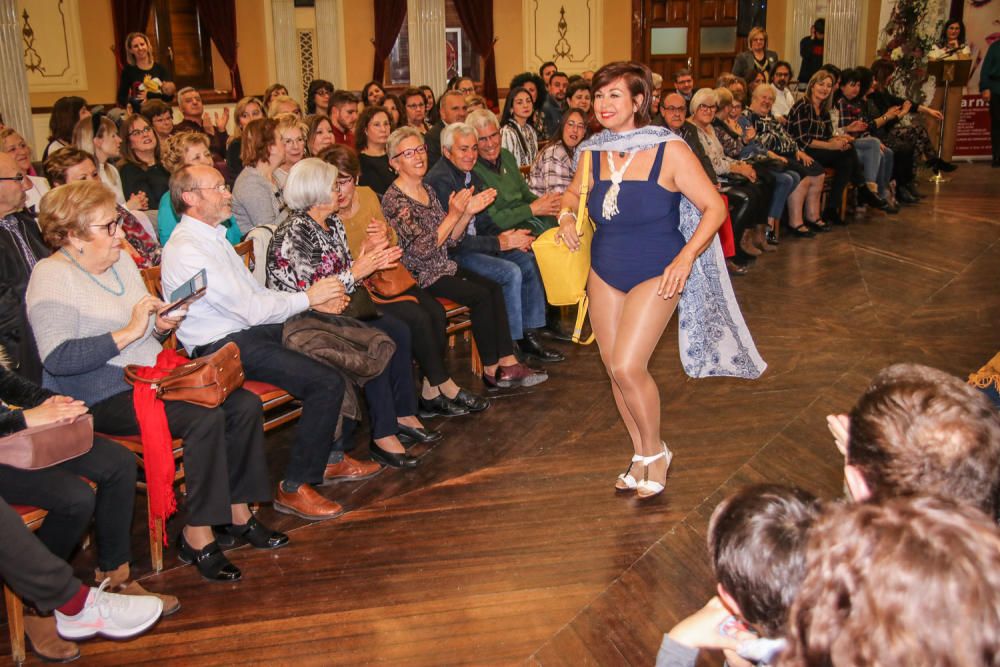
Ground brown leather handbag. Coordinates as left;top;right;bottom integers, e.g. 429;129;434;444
365;264;417;304
0;414;94;470
125;342;245;408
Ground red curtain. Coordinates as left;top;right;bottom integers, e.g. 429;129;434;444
372;0;408;83
110;0;153;74
452;0;498;108
195;0;244;99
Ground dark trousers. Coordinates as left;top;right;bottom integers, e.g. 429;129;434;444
425;268;514;366
91;388;270;525
198;324;345;487
0;498;80;612
722;181;764;258
889;140;916;186
992;93;1000;163
377;285;450;386
0;437;135;572
807;146;857;215
366;313;418;438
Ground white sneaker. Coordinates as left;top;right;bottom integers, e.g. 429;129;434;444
55;578;163;640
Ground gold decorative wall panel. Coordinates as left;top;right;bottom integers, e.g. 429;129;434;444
523;0;603;75
17;0;87;92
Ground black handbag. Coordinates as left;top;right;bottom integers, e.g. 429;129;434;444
340;285;379;321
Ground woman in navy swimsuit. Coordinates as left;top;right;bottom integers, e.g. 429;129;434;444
556;62;728;499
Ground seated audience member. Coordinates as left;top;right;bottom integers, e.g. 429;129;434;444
232;118;287;235
321;145;490;418
306;114;336;156
263;83;289;110
355;105;395;197
0;152;50;383
265;158;429;467
852;66;915;204
828;363;1000;518
657;484;821;667
45;148;161;269
425;90;469;168
140;99;175;144
834;68;897;212
467;109;561;234
162;164;376;519
72;114;145;210
565;79;597;132
381;128;547;388
44;97;91;161
172;87;229;163
226;96;266;181
273;113;308;188
118;113;170;209
268;95;302;119
0;497;162;661
649;73;665;125
27;180;282;582
426;123;563;364
769;61;797;121
329;91;360;146
500;86;540;168
733;27;779;84
381;94;404;128
116;31;176;111
464;94;487;113
529;108;587;196
401;87;429;133
541;71;570;137
745;84;827;238
539;61;557;86
305;79;334;117
0;366;179;619
673;68;695;105
158;132;242;245
780;497;1000;667
362;81;387;108
451;77;477;98
421;85;440;125
788;71;887;225
1;128;50;212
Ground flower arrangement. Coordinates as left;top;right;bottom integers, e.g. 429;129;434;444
879;0;946;100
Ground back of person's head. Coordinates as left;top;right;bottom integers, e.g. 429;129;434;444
49;96;89;143
319;143;359;180
709;484;821;637
240;118;278;167
846;363;1000;517
779;496;1000;667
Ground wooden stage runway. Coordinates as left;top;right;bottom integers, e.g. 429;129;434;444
3;164;998;665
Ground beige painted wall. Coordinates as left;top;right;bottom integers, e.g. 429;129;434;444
343;0;376;89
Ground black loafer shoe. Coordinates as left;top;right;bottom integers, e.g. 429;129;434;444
858;187;889;210
765;229;779;245
897;188;919;204
418;394;469;418
369;441;419;468
177;533;242;583
397;423;443;446
213;516;289;550
446;388;490;413
518;331;566;363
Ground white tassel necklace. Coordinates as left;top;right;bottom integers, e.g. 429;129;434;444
602;150;638;220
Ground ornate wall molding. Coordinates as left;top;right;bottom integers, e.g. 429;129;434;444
298;29;316;94
523;0;603;75
17;0;87;92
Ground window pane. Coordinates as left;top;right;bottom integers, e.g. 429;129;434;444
650;27;688;55
700;26;737;54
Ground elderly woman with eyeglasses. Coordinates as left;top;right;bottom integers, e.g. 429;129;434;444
26;180;283;583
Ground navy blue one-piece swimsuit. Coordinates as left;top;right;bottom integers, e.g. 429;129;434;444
588;142;686;293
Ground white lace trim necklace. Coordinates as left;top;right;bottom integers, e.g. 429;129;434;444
601;150;638;219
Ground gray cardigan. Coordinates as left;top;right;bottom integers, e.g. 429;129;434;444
231;165;286;235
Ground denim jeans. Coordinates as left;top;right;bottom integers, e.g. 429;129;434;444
454;248;546;341
877;145;894;198
853;136;884;184
767;169;801;220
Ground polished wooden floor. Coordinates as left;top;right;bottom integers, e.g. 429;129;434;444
3;165;999;665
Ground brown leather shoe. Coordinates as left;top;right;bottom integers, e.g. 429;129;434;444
274;483;345;520
323;454;382;483
96;564;181;616
24;613;80;663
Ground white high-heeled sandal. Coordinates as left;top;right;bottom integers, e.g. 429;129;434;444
615;454;644;491
636;443;673;499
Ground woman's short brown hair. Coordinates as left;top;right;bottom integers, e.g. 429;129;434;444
590;61;653;127
38;179;116;248
319;144;360;180
240;118;278;167
780;497;1000;667
43;147;95;186
161;131;210;174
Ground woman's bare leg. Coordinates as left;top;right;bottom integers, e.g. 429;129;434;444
805;174;825;220
786;176;809;229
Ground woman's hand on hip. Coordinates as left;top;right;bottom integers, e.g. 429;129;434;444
657;253;694;299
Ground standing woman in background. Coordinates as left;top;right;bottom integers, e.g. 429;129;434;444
556;62;763;500
732;27;779;84
116;32;176;112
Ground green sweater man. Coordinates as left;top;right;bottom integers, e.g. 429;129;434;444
473;147;560;234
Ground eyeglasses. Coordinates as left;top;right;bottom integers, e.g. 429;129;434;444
90;219;120;236
189;183;231;194
336;177;356;188
697;104;718;112
476;131;501;144
458;86;475;95
566;121;587;130
392;144;428;160
128;126;153;137
0;172;25;182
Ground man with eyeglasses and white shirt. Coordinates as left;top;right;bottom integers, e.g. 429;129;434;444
161;164;381;522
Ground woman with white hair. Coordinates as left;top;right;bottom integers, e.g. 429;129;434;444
265;158;431;467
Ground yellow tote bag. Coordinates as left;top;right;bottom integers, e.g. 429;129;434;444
531;150;595;344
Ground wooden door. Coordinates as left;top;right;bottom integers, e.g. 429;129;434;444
631;0;740;89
